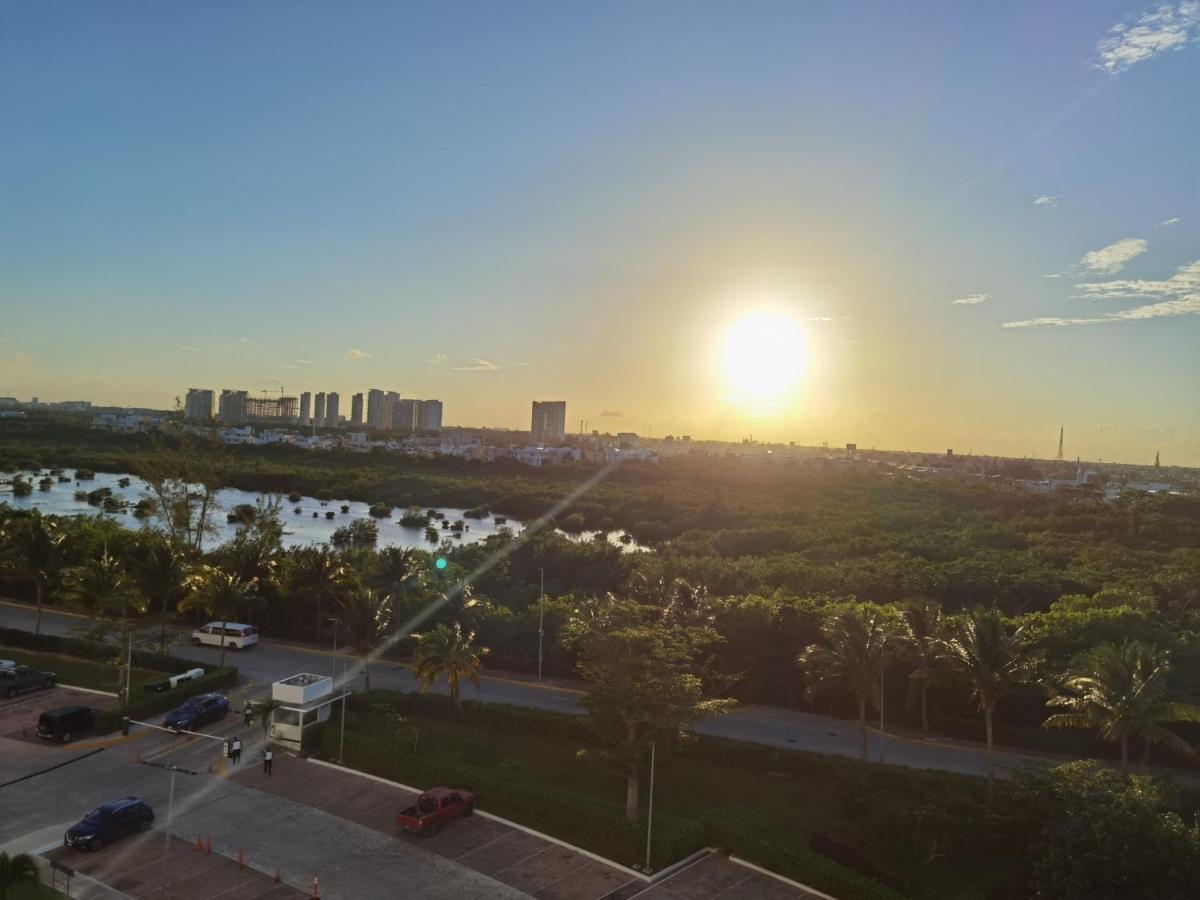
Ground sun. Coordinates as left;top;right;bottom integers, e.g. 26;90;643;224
722;311;807;404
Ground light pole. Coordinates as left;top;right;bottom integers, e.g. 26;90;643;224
644;740;657;873
537;567;545;681
159;765;176;897
329;616;347;763
878;638;886;765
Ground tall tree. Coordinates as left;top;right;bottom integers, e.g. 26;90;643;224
798;605;889;762
64;552;147;642
136;436;225;553
133;537;192;653
1043;640;1200;767
410;622;488;713
180;567;257;667
897;601;948;733
945;606;1025;797
564;598;735;821
336;587;393;692
372;546;425;628
285;546;349;642
1;510;70;634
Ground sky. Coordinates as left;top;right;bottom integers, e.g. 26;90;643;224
1;1;1197;464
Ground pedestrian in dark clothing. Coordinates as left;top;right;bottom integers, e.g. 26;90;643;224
231;736;242;764
263;748;273;775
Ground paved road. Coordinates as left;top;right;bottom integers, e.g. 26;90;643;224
0;601;1045;778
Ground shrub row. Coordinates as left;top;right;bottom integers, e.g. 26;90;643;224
94;665;239;733
701;806;909;900
0;626;181;673
306;722;703;868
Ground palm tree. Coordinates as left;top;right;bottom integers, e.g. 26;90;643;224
411;622;489;713
287;547;349;642
135;538;192;653
180;567;258;667
798;606;888;762
898;601;948;733
336;588;393;692
64;552;146;643
1;511;70;634
0;851;40;900
945;607;1025;797
251;697;284;743
1044;640;1200;768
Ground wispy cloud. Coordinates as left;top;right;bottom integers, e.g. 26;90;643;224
1033;195;1060;207
1159;217;1181;227
1095;2;1200;73
1043;273;1063;279
599;409;625;418
177;345;201;352
508;362;533;367
279;364;299;370
1003;259;1200;327
951;293;989;305
1080;238;1148;275
452;358;500;371
345;348;370;361
295;359;313;365
0;352;35;370
427;353;447;365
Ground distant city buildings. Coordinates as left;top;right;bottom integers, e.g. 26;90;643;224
350;392;363;427
366;389;386;429
184;388;213;421
314;392;326;427
218;389;247;424
531;401;566;445
417;399;443;432
299;391;311;425
394;398;418;431
326;392;340;427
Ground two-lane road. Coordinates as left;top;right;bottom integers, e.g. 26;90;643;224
0;600;1047;778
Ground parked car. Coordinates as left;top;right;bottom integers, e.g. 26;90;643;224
190;622;258;650
143;667;205;693
162;692;229;731
37;706;97;743
396;787;476;835
1;664;56;699
0;659;16;669
64;797;155;850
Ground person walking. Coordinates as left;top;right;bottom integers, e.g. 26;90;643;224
231;736;242;764
263;747;273;776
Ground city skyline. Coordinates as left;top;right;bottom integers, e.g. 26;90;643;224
2;2;1197;464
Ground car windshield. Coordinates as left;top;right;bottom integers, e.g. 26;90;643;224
82;808;112;825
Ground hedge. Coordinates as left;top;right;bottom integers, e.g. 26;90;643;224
701;806;910;900
0;625;239;734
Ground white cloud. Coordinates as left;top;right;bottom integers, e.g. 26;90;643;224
1095;3;1200;73
1080;238;1148;275
951;293;989;305
1002;258;1200;327
427;353;447;365
1160;217;1181;227
1043;274;1063;279
1033;195;1060;206
279;364;299;369
295;359;313;365
344;348;370;361
452;358;500;371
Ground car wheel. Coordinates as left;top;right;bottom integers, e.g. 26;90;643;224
4;687;15;699
61;732;72;744
90;837;104;851
44;679;55;689
464;802;475;817
140;820;152;831
190;638;202;646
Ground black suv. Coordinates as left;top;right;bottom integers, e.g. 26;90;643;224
65;798;155;850
37;706;97;743
1;664;56;699
162;692;229;731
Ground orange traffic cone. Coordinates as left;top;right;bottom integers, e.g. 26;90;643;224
194;834;202;851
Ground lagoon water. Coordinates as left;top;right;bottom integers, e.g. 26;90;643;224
0;469;523;551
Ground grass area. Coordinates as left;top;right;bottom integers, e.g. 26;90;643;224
10;879;70;900
1;645;159;694
318;693;1019;899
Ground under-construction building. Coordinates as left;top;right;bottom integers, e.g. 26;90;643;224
228;392;299;424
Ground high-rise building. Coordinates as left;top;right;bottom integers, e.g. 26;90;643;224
218;389;248;424
299;392;311;425
366;389;385;429
350;393;364;427
393;398;419;432
326;392;340;428
314;392;326;427
184;388;214;421
531;401;566;445
417;399;443;432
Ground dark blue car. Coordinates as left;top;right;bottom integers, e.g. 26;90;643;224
162;692;229;731
65;797;154;850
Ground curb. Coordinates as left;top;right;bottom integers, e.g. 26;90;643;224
729;855;839;900
307;757;648;881
58;683;120;698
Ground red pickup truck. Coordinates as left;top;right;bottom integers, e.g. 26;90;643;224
396;787;476;835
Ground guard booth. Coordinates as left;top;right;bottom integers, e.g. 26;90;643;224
268;673;344;750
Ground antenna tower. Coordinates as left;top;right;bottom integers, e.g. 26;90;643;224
1056;425;1064;461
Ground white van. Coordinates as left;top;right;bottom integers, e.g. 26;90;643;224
190;622;259;650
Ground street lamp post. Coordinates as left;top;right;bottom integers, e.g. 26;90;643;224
159;765;177;897
878;639;886;765
644;740;657;873
537;567;545;681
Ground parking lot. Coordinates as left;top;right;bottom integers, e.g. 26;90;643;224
44;832;305;899
0;686;116;743
231;756;642;900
